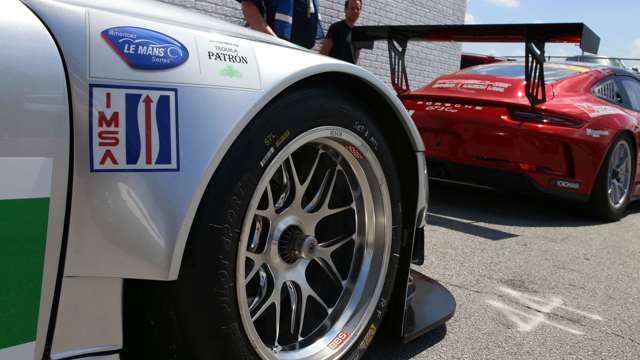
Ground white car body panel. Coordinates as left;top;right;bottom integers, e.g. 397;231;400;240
24;0;424;282
4;0;427;358
50;277;122;358
0;1;70;359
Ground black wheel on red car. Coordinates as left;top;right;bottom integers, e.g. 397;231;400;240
170;87;402;360
590;133;636;221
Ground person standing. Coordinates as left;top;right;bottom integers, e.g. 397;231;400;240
319;0;362;64
237;0;324;49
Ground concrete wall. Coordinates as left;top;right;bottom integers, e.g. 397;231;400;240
156;0;467;89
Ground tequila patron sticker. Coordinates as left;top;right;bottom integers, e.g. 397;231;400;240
90;84;179;172
198;37;261;90
101;26;189;70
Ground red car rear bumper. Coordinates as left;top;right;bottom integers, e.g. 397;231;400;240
408;101;611;198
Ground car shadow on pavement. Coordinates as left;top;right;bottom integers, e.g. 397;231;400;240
427;180;640;230
364;325;447;360
627;200;640;214
428;213;519;240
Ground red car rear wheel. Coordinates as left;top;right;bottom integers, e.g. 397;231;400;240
590;133;636;221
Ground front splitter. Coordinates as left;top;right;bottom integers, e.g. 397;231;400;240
401;269;456;343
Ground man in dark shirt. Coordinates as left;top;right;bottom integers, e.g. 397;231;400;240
237;0;323;49
320;0;362;64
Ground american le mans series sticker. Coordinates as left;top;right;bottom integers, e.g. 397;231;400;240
100;26;190;70
0;158;52;360
90;10;200;85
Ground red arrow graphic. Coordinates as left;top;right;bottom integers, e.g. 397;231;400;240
143;95;154;165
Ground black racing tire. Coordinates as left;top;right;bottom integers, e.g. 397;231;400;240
589;133;636;221
170;87;402;360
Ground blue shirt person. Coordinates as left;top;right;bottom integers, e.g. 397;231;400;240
237;0;324;49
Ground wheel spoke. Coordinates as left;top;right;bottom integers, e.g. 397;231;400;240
320;167;339;209
293;286;332;339
248;216;266;252
624;164;630;178
617;186;623;204
287;156;303;192
315;257;345;286
617;182;626;199
321;168;351;212
611;181;621;204
309;286;331;311
306;167;354;219
315;235;354;285
296;295;308;339
302;150;323;187
618;168;627;178
275;164;293;212
245;252;266;285
617;146;627;167
251;286;278;322
274;290;281;347
319;234;355;253
619;157;631;183
285;281;298;335
608;186;614;202
317;204;354;219
256;184;276;219
304;169;336;212
248;267;270;311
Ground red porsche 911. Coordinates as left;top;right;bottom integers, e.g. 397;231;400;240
352;23;638;219
402;62;640;220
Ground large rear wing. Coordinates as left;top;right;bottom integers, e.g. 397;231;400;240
352;23;600;106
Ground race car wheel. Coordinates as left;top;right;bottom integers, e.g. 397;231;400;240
590;134;636;221
175;87;402;360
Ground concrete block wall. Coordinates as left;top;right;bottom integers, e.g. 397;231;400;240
156;0;467;89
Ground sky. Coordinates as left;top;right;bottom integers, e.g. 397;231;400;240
463;0;640;67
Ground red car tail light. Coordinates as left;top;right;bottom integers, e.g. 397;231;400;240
509;110;583;128
518;163;537;172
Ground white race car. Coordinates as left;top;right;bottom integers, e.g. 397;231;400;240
1;1;452;359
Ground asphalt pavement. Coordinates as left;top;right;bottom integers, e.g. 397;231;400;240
366;180;640;359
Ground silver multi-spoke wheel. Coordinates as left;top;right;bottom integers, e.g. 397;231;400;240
607;141;632;208
237;127;392;360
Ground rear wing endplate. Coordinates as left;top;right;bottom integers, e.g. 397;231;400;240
352;23;600;106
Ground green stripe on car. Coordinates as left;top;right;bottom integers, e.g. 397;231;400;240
0;158;52;359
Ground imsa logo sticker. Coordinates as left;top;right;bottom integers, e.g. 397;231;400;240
90;84;179;172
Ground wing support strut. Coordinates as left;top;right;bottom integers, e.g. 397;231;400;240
388;36;410;94
525;39;547;106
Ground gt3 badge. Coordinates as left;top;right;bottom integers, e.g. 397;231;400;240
90;84;179;172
